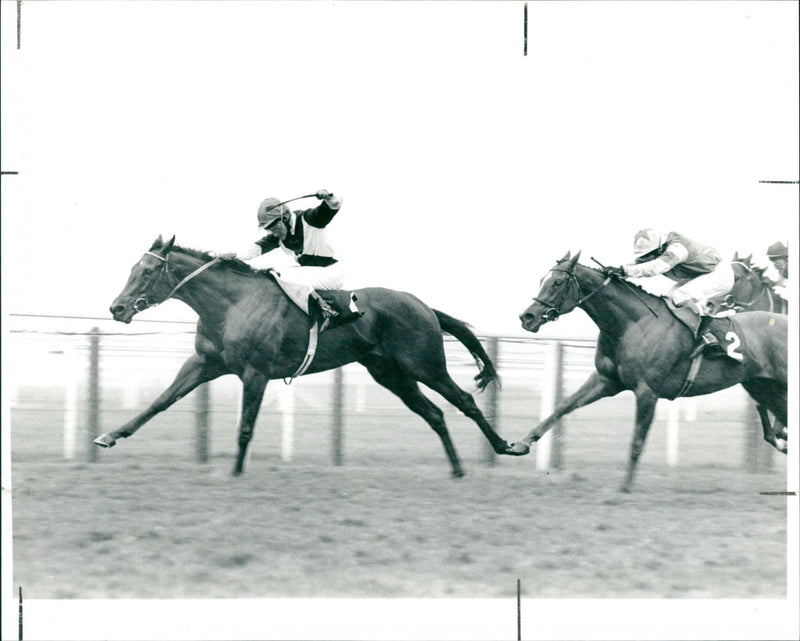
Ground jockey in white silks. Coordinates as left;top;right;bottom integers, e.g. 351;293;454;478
604;228;735;357
235;189;346;327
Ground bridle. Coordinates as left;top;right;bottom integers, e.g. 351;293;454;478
133;250;221;312
531;268;612;322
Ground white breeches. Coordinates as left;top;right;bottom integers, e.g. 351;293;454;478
245;260;345;315
669;262;735;315
275;262;345;290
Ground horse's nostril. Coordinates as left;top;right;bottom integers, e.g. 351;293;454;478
110;304;124;316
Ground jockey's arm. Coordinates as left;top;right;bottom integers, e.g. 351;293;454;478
231;243;262;260
223;233;280;261
624;242;689;278
303;195;343;228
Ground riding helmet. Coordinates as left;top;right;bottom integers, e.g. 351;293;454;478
257;198;290;228
766;241;788;259
633;228;666;260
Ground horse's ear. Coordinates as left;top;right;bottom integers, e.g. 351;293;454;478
559;251;571;262
164;235;176;252
744;253;752;263
733;251;739;261
150;235;164;251
568;249;582;268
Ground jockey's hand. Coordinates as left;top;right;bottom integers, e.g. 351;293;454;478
603;265;625;278
316;189;333;201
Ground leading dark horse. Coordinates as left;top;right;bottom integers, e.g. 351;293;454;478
95;236;525;476
511;251;787;491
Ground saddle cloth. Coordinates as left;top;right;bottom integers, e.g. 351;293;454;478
665;299;772;370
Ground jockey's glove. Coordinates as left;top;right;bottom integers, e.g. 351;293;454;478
603;265;625;278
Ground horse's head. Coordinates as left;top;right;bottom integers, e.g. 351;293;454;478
110;235;176;323
726;252;770;312
519;250;582;333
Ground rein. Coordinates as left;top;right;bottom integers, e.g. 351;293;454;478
134;251;221;312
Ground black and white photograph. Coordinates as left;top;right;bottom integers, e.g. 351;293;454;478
1;1;798;639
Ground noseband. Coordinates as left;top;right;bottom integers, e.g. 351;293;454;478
133;251;220;312
532;268;611;322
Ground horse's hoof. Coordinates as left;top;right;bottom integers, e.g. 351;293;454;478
506;442;530;456
452;469;465;479
93;434;116;448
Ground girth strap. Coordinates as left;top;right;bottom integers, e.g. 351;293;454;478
676;353;704;398
284;321;320;384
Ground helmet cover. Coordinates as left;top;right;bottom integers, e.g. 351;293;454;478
633;228;666;259
257;198;290;228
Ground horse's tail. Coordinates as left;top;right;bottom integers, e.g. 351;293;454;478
433;309;500;391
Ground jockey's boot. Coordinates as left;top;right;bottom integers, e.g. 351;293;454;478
689;316;719;359
308;291;339;332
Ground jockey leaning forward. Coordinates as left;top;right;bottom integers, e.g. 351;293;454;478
235;189;358;330
603;228;735;358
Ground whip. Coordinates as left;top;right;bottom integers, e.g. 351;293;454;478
262;193;329;213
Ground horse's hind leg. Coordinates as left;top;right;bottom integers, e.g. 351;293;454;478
233;366;268;476
743;380;787;454
621;385;658;493
363;359;464;478
95;353;226;448
422;375;513;456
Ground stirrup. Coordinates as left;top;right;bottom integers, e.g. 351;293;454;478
689;333;718;359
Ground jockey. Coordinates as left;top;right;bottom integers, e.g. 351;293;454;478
764;241;789;301
236;189;345;327
604;229;735;357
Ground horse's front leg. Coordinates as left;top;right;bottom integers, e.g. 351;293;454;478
233;366;268;476
620;384;658;493
509;371;623;454
94;354;226;448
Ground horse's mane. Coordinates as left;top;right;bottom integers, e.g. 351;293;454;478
165;243;274;279
575;261;664;302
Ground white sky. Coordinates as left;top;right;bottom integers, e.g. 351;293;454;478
2;2;799;639
1;0;797;338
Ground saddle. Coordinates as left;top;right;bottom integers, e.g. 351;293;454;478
313;290;364;329
264;268;363;329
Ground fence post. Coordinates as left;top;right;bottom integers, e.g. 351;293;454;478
332;368;344;466
63;344;79;460
87;328;100;463
666;401;680;467
195;383;210;463
279;383;295;462
483;336;500;466
744;399;773;472
536;340;564;470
